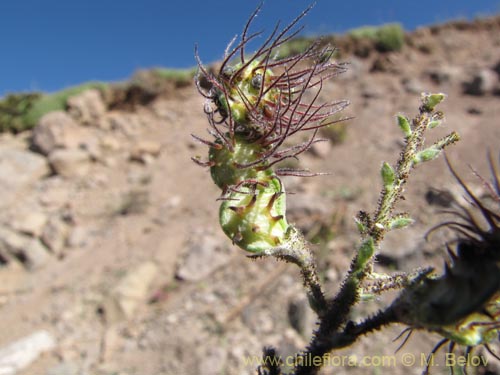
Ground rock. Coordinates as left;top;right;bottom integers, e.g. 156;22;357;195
67;89;106;126
37;177;71;208
48;149;91;178
425;65;462;85
463;69;498;95
41;217;69;255
176;235;230;282
66;225;90;248
309;140;331;158
288;296;316;338
102;261;158;322
129;140;162;164
401;77;425;94
0;261;25;295
370;55;398;73
0;228;50;269
0;330;56;375
8;209;48;237
360;82;384;99
0;149;50;208
106;112;142;136
100;135;121;152
32;111;81;155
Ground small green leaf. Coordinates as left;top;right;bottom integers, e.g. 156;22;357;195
381;162;395;190
428;120;441;129
422;93;446;112
428;111;444;129
414;147;441;164
396;115;411;136
356;237;375;270
354;217;367;234
387;216;414;230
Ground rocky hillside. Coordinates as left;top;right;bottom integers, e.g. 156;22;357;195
0;16;499;375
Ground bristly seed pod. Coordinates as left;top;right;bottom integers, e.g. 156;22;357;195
391;153;500;369
193;4;348;252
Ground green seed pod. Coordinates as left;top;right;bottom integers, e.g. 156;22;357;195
209;135;268;190
217;60;279;134
219;175;289;253
194;4;348;254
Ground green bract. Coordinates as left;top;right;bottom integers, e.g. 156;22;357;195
219;175;288;252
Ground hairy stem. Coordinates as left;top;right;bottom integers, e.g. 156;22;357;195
250;226;328;315
292;95;459;375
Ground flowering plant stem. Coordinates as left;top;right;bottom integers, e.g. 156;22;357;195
193;5;500;375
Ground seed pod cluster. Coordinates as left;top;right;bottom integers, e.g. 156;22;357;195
193;4;348;252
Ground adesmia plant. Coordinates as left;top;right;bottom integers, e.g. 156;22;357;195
192;4;499;375
192;4;348;253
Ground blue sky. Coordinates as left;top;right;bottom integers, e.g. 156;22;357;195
1;0;499;96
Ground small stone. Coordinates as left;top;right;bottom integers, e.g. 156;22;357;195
0;149;50;209
0;330;56;375
425;65;462;85
288;296;316;338
129;140;162;163
106;112;142;136
67;89;106;126
66;226;89;248
309;140;331;158
0;261;25;295
463;69;498;96
48;149;91;178
324;268;338;282
37;177;71;208
401;77;424;94
176;235;230;282
0;228;50;269
32;111;81;155
360;82;384;99
9;210;48;237
41;217;69;255
100;135;122;152
102;261;158;322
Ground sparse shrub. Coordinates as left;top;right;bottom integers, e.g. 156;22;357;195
349;23;405;52
375;23;405;52
0;92;42;133
274;37;314;60
153;67;196;87
193;4;498;375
